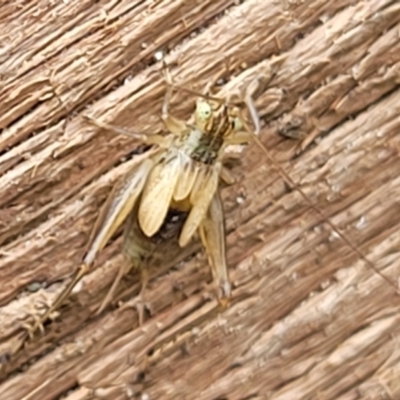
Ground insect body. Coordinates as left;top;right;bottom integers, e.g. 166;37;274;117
28;74;254;334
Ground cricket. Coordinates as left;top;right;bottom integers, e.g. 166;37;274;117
24;61;397;340
4;3;399;397
25;65;268;336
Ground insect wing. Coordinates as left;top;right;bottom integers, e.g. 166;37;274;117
138;151;181;237
179;164;220;247
199;190;230;298
173;155;198;201
84;158;154;265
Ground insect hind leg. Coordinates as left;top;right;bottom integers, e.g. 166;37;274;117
25;263;90;338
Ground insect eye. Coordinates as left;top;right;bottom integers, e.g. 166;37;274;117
196;101;212;121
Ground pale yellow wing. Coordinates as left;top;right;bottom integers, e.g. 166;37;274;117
189;165;207;203
138;151;181;237
173;155;198;201
199;191;231;298
84;158;154;265
179;163;221;247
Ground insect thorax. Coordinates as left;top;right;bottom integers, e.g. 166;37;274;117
181;105;235;165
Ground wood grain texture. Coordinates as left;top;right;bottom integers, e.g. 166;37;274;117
1;0;400;399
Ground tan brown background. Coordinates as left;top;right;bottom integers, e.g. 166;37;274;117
1;0;400;399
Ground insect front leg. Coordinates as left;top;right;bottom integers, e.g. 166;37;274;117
199;190;231;305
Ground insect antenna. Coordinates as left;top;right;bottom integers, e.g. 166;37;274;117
162;69;397;293
83;115;166;146
167;83;227;104
162;59;231;106
241;95;400;295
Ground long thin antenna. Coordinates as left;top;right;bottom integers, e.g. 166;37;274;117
164;61;399;294
241;96;400;294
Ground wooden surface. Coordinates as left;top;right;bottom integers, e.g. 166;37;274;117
1;0;400;399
